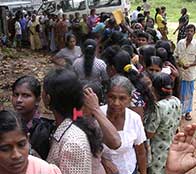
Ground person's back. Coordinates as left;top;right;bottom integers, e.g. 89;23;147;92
43;68;99;174
147;96;181;173
73;39;108;83
131;6;141;21
145;73;181;174
47;119;92;174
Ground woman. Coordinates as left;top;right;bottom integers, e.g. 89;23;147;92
73;39;108;84
145;72;181;174
82;86;121;174
173;8;189;42
155;7;168;40
11;75;54;159
87;8;98;32
27;14;42;50
0;110;61;174
51;34;82;66
101;75;147;174
43;67;105;174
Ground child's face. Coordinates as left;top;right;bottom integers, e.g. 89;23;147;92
147;64;162;74
137;37;148;47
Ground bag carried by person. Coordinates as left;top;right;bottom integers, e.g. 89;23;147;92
29;117;55;160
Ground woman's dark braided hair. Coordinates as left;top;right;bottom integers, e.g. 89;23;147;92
83;39;97;77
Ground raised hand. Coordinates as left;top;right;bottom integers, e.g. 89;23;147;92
166;123;196;174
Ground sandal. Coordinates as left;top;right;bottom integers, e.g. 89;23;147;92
185;113;192;121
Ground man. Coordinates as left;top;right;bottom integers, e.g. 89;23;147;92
131;6;141;22
174;24;196;121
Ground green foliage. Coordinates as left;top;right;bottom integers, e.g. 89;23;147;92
131;0;196;22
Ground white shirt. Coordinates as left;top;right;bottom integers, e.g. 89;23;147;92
174;38;196;81
131;10;140;21
15;21;22;35
101;105;146;174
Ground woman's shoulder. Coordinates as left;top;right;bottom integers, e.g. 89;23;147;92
157;96;181;110
27;155;62;174
125;108;142;122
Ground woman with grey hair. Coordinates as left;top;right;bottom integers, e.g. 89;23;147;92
100;75;147;174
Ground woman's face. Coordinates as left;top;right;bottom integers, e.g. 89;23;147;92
68;37;76;49
12;83;39;118
146;64;162;74
0;130;29;174
107;86;130;114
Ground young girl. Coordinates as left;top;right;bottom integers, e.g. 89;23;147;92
0;110;61;174
43;67;106;174
12;76;41;128
12;76;54;159
144;72;181;174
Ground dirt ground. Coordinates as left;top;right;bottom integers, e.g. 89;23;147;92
0;47;54;116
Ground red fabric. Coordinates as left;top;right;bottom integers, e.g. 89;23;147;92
73;108;83;120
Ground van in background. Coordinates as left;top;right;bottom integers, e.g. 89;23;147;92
38;0;130;16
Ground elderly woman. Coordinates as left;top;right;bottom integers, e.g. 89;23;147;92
101;75;147;174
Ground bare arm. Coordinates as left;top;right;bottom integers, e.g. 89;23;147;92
135;143;147;174
83;88;121;149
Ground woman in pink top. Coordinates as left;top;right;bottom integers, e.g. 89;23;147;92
0;110;62;174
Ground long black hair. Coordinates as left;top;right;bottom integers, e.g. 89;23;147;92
74;117;103;157
82;39;97;77
124;69;156;111
43;67;84;117
152;72;174;99
43;67;103;157
155;7;161;24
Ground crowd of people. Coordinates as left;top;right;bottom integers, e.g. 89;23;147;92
1;0;196;174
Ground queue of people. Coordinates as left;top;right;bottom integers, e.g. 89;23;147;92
1;3;196;174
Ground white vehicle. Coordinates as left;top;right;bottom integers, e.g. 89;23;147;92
38;0;130;16
0;1;31;7
0;1;33;14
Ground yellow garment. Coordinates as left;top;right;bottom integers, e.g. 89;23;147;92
156;14;165;29
29;21;41;50
80;20;89;35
